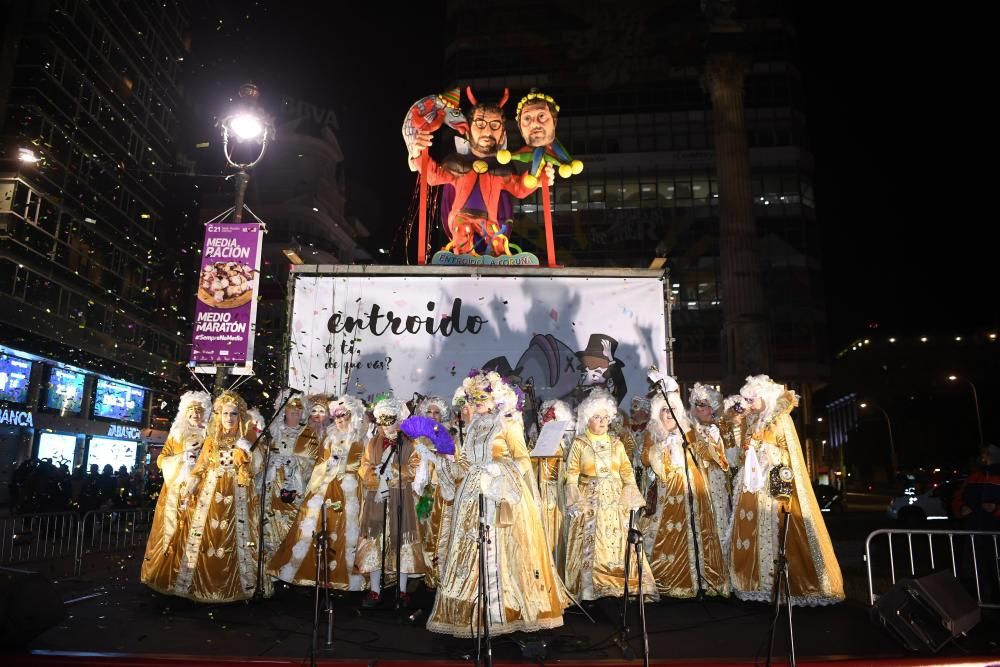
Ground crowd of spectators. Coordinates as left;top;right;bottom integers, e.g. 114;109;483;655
8;458;158;515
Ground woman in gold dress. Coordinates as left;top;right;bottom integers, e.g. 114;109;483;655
141;390;211;594
411;394;455;589
688;383;732;558
427;370;568;637
729;375;844;605
261;393;312;562
268;395;366;590
644;385;729;598
172;390;264;602
563;389;653;600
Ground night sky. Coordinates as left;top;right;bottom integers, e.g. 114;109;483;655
185;2;996;351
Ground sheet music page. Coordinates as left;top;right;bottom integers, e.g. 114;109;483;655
531;420;570;457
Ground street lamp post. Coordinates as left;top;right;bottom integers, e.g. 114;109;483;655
212;83;273;393
948;375;985;451
860;402;899;474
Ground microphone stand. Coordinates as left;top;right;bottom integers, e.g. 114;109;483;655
651;381;706;600
375;436;398;606
476;491;493;667
310;503;334;666
765;507;795;667
616;509;649;666
394;434;404;610
252;388;302;599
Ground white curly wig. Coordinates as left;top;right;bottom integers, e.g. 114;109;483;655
372;396;410;424
538;399;573;428
327;395;367;442
575;389;619;437
416;395;451;422
648;378;691;438
739;375;784;420
169;390;212;441
688;382;723;418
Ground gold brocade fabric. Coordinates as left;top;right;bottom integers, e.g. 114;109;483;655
262;426;322;561
563;433;655;600
427;413;568;637
267;437;365;590
729;398;844;606
355;434;427;576
141;433;201;593
530;437;567;572
691;423;733;557
642;431;729;598
171;430;263;603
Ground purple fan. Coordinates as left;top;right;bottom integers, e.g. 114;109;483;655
400;415;455;455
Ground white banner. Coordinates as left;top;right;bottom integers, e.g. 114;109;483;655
287;272;668;408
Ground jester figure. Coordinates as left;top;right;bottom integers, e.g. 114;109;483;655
498;88;583;188
408;87;554;257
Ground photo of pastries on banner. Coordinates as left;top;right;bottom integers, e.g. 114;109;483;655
197;261;255;308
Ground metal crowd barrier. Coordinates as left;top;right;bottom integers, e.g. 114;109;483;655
865;528;1000;608
0;511;80;567
74;507;155;575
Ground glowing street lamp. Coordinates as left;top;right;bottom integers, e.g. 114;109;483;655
17;147;40;163
219;83;274;224
859;402;899;472
947;375;984;450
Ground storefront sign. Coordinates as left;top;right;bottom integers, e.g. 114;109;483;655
106;424;142;440
0;403;33;427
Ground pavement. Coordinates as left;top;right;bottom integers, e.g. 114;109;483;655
2;507;998;665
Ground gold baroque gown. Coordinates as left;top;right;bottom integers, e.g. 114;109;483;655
642;429;729;598
691;421;733;558
172;426;264;603
427;412;568;636
529;430;571;572
262;424;322;562
355;433;428;578
267;430;365;589
563;431;655;600
729;392;844;605
413;439;457;589
141;430;202;593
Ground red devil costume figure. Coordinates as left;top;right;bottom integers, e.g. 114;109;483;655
408;87;552;257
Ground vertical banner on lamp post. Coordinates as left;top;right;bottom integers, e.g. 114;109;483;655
190;222;264;369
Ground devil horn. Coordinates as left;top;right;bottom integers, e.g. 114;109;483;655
498;87;509;108
465;86;477;106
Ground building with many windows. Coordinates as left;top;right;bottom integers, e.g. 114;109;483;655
0;1;194;478
440;0;825;399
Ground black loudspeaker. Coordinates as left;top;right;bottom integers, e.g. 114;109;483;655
873;570;981;653
0;566;65;646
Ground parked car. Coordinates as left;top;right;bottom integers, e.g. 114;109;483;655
887;478;964;526
813;484;844;513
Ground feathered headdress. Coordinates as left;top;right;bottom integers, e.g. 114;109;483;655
400;415;455;455
372;396;409;426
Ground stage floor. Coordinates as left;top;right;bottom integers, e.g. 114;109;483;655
7;554;1000;666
